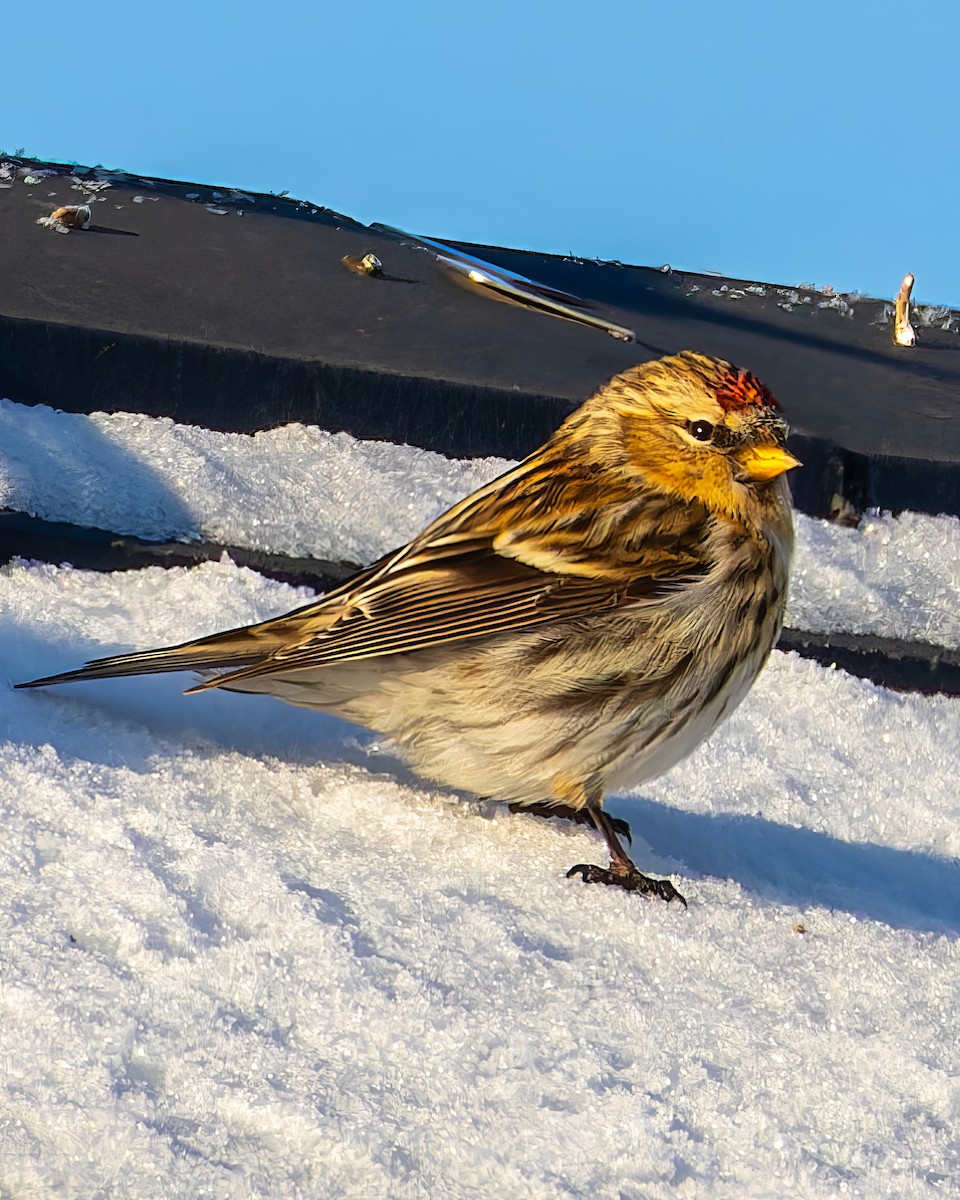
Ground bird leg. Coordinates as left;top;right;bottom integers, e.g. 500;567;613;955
567;808;686;906
509;800;632;844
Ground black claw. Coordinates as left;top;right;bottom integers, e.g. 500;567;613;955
565;863;593;882
609;816;632;845
566;863;687;907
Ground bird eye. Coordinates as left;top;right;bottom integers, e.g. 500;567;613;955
686;420;715;442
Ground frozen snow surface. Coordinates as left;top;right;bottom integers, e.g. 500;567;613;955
0;399;505;567
2;398;959;647
789;511;960;650
2;397;959;1196
2;559;959;1199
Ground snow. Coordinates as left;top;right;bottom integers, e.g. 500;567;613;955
2;397;959;1195
2;557;959;1198
789;511;960;649
0;399;505;567
2;398;959;647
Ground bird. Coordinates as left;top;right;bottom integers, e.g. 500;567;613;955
18;351;799;905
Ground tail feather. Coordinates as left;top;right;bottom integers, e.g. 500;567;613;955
16;587;346;692
15;628;273;690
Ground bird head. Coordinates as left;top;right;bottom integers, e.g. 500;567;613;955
579;351;800;523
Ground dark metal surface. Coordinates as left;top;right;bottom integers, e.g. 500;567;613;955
1;157;959;522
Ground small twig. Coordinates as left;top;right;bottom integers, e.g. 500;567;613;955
894;272;916;346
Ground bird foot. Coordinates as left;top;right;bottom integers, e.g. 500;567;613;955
510;801;632;845
566;862;687;906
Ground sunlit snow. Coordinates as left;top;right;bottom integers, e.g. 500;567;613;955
1;401;959;1197
2;398;959;648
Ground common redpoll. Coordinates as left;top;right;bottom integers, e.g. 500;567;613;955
19;352;799;904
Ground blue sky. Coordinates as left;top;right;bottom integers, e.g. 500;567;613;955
6;1;958;305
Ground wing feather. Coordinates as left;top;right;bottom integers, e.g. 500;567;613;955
20;444;710;694
185;548;675;692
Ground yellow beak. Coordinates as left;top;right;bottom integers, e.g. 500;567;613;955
737;444;802;482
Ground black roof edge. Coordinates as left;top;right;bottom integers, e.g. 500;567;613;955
1;312;957;522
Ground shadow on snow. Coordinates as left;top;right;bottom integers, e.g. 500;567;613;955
5;628;958;938
612;793;960;938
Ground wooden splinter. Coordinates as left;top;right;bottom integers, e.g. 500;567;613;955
894;273;916;347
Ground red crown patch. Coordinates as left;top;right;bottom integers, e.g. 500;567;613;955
716;368;780;413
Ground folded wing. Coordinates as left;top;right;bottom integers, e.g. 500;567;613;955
18;453;706;693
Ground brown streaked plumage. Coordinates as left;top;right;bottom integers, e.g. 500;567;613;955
18;351;800;905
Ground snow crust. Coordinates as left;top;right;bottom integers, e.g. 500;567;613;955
2;399;958;650
0;399;504;567
789;511;960;648
2;557;959;1198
